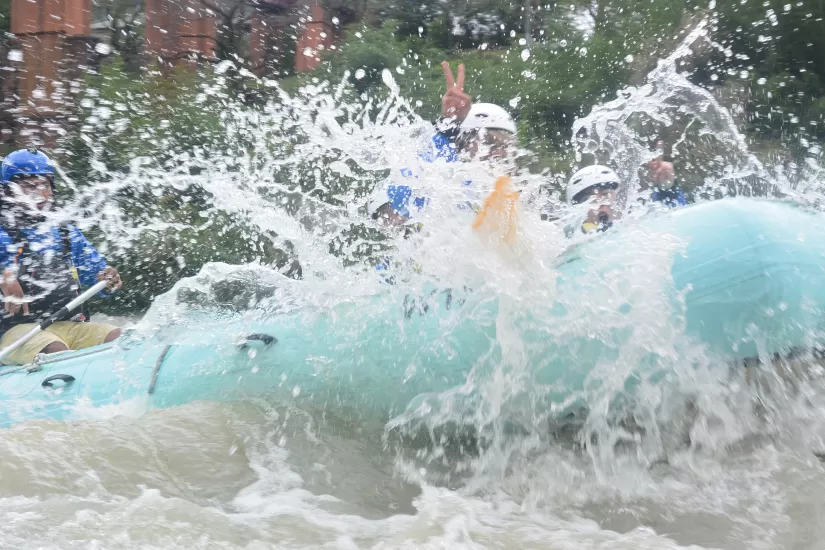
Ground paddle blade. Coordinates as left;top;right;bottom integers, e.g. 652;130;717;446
472;176;520;245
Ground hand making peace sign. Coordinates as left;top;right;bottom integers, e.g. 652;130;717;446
441;61;473;122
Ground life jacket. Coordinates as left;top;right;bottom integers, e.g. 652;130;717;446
0;224;88;333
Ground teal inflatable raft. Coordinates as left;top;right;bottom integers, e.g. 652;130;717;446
0;198;822;429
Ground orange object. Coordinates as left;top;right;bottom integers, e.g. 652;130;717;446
472;176;520;245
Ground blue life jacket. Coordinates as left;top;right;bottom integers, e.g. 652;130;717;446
383;131;462;218
0;224;110;332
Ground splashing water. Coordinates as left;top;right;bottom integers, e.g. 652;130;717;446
570;19;823;207
5;17;825;550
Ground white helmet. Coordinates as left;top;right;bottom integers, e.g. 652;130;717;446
460;103;517;135
566;165;622;205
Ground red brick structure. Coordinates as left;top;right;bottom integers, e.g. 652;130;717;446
144;0;217;62
295;1;335;72
251;0;337;74
7;0;99;148
4;0;342;149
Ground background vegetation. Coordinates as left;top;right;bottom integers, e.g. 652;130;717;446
1;0;823;312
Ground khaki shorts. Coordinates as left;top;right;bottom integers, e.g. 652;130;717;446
0;321;117;366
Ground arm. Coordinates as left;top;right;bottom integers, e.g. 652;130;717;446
0;229;28;316
432;61;469;163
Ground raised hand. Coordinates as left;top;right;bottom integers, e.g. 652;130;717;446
441;61;472;122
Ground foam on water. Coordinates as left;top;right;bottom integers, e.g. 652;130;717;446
1;397;825;549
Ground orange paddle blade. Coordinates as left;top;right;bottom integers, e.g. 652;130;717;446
472;176;520;244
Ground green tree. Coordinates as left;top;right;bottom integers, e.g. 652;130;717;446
59;59;299;312
0;0;8;34
706;0;825;149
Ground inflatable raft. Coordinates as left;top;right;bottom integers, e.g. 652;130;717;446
0;198;823;429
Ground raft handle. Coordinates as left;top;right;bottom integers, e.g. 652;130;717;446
238;333;277;349
42;374;76;388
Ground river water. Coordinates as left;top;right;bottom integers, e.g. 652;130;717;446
2;392;825;549
2;19;825;550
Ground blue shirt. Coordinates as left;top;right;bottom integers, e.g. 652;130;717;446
0;225;108;289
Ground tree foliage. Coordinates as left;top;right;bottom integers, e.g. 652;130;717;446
704;0;825;147
5;0;824;311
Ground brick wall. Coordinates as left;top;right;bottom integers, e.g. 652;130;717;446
7;0;98;149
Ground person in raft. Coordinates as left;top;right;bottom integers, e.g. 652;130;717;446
0;149;122;365
642;139;686;207
370;61;519;230
564;141;686;237
564;165;626;236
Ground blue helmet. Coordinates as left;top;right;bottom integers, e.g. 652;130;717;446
1;149;55;187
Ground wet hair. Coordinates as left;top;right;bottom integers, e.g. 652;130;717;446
371;202;396;221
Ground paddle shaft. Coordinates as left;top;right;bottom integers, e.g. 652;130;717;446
0;280;108;362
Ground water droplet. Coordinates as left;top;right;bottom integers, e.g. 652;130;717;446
95;43;112;55
292;386;301;397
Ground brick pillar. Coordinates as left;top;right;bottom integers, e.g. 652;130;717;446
145;0;217;63
295;2;334;72
8;0;98;149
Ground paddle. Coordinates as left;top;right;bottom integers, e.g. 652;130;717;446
472;176;521;246
0;279;108;364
